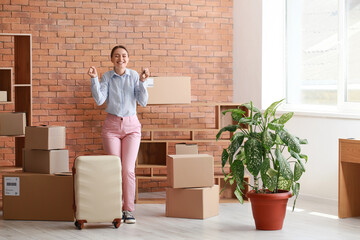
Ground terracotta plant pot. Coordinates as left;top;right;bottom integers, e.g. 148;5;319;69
246;190;292;230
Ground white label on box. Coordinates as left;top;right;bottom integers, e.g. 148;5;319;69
147;77;154;88
4;177;20;196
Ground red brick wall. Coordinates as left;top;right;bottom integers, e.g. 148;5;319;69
0;0;233;167
0;0;233;187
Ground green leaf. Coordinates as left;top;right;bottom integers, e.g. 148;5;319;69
299;153;308;163
277;176;293;191
221;149;229;169
266;168;278;178
260;157;277;192
230;132;244;142
278;130;301;153
278;112;294;124
229;177;235;185
222;108;245;116
275;134;284;145
240;102;261;113
292;183;300;211
230;160;244;187
224;172;231;182
268;123;284;131
235;149;245;165
238;118;253;125
294;162;304;181
228;134;244;164
244;138;263;177
216;124;238;140
222;108;246;122
269;131;277;142
264;99;285;119
234;187;244;204
262;130;274;150
253;112;262;122
275;148;293;180
297;137;308;144
289;150;306;172
250;132;262;140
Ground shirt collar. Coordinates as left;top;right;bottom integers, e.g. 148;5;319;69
112;68;130;77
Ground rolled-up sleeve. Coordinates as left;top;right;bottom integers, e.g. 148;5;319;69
91;76;108;106
135;76;149;107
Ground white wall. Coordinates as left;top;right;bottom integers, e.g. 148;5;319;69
285;115;360;200
233;0;262;107
233;0;357;201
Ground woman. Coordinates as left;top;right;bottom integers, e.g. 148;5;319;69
87;45;149;224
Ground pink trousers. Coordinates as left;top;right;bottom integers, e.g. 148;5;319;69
101;114;141;212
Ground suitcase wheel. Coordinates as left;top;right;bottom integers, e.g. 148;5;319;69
113;219;121;229
74;220;84;230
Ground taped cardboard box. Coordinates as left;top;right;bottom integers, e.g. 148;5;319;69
166;185;219;219
25;126;66;150
2;172;74;221
175;143;198;155
0;112;26;136
23;149;69;174
147;77;191;104
167;154;214;188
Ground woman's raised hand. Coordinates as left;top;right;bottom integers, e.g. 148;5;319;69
140;68;150;82
88;66;98;78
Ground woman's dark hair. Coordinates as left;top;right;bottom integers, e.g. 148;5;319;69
110;45;129;58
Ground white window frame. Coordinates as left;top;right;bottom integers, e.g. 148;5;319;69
262;0;360;118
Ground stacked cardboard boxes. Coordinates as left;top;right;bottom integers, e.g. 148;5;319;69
2;126;74;221
24;126;69;174
166;144;219;219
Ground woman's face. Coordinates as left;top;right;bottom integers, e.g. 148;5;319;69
111;48;129;69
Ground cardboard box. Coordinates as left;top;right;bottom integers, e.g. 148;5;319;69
0;91;7;101
166;185;219;219
23;149;69;174
25;126;66;150
2;172;74;221
0;112;26;136
147;77;191;104
167;154;214;188
175;143;198;155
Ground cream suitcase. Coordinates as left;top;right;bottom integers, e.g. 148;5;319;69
73;155;122;229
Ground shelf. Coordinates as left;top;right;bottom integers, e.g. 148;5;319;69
0;33;32;36
136;176;167;180
141;129;232;142
218;105;248;128
136;165;167;169
0;134;25;137
0;67;13;103
140;139;230;143
137;142;167;166
0;34;32;167
136;198;166;204
142;128;219;131
0;166;22;173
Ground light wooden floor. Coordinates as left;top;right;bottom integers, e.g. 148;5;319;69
0;195;360;240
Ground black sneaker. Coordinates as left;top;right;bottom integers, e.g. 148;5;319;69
123;210;136;224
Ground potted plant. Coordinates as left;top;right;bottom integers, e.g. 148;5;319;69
216;99;308;230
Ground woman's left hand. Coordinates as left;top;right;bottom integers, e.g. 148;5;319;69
140;68;150;82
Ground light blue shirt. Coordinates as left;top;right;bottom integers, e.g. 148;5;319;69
91;68;148;117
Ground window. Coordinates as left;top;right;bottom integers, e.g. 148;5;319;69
285;0;360;109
